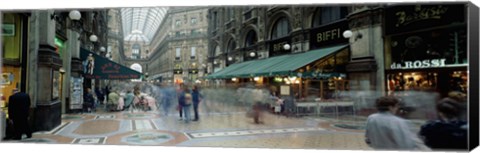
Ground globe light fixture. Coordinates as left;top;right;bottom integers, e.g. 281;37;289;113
283;44;291;50
231;78;237;81
343;30;353;38
69;10;81;20
89;34;98;42
228;56;233;61
249;52;256;57
100;47;106;52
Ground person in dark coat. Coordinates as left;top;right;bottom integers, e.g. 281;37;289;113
7;88;32;140
95;86;105;104
105;85;111;103
83;88;95;113
419;98;468;150
191;85;203;121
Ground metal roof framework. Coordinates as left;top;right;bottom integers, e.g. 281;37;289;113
121;7;169;44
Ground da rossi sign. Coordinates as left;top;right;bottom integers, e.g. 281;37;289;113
390;59;446;69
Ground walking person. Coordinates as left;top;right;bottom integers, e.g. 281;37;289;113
124;90;135;111
191;85;203;121
176;83;184;120
365;96;427;150
94;86;105;105
107;89;120;112
419;98;468;150
178;86;193;123
83;88;95;113
7;88;32;140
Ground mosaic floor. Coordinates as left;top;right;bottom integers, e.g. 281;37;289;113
2;104;372;150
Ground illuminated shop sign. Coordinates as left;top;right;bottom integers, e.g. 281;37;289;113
390;58;446;69
310;20;348;49
385;4;465;35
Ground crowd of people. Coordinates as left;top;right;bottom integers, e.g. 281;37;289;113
2;79;469;151
365;91;468;151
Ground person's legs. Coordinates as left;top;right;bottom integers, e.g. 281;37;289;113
11;119;22;140
178;105;183;120
22;118;32;138
183;105;191;123
193;103;199;121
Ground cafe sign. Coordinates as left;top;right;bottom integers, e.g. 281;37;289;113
390;58;446;69
269;37;291;57
310;19;349;49
385;4;465;35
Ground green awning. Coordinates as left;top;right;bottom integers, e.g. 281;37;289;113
263;44;348;76
206;44;348;79
80;48;142;79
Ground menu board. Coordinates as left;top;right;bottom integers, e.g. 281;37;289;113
70;77;83;110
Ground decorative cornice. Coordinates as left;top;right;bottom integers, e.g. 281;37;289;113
38;44;62;69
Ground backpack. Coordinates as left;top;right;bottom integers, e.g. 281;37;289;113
184;93;192;105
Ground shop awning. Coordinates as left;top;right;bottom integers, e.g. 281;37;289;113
80;48;142;79
205;44;348;79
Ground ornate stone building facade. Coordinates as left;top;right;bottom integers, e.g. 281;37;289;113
147;7;209;84
207;5;386;91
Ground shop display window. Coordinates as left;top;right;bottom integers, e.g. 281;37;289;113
387;70;467;94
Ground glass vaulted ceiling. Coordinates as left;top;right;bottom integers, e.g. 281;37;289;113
121;7;169;44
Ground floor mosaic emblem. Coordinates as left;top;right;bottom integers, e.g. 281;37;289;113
132;120;156;131
121;132;174;145
72;137;106;144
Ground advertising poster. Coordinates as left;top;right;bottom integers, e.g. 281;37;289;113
70;77;83;110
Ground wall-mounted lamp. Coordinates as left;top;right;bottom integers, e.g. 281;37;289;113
283;44;291;50
214;60;218;65
343;30;362;41
249;52;256;57
228;56;233;61
89;34;98;42
100;47;106;52
69;10;82;20
59;67;66;74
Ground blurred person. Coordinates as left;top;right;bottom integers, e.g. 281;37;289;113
95;86;105;105
7;88;32;140
117;93;125;111
192;85;203;121
252;101;264;124
107;89;120;112
83;88;95;113
176;83;185;120
365;96;427;150
447;91;467;121
124;90;135;111
178;86;192;123
105;85;111;102
419;98;468;150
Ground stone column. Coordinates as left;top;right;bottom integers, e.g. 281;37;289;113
345;6;385;92
33;10;63;131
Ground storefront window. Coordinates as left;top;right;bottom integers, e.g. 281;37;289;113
387;27;467;69
386;70;467;94
2;13;22;60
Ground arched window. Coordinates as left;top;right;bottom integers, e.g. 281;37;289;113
245;30;257;47
131;43;141;59
227;39;236;53
313;7;347;27
271;17;290;39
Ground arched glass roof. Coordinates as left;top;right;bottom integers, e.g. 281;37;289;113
121;7;169;43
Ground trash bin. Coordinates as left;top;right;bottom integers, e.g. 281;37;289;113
0;110;5;141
